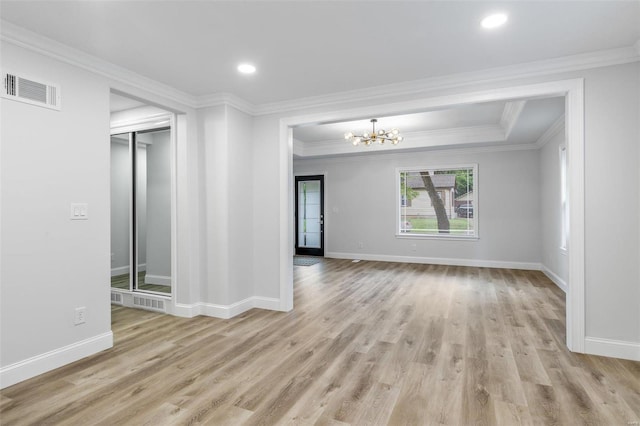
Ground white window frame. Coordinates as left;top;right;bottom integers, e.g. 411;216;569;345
396;164;478;240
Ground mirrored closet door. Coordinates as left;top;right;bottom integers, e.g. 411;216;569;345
110;127;172;295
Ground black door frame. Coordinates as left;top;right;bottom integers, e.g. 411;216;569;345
295;175;324;256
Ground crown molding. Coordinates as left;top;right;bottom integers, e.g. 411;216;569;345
194;92;257;115
0;20;196;108
2;20;638;117
535;114;566;148
254;43;640;116
295;124;506;158
295;140;540;163
501;100;527;139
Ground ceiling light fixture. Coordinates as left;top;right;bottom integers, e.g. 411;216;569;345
237;63;256;74
481;13;508;29
344;119;403;146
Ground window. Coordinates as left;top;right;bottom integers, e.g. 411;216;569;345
398;165;477;238
560;146;568;251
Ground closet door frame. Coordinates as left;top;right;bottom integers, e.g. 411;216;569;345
111;113;177;299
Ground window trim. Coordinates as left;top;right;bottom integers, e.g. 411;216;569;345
396;164;479;240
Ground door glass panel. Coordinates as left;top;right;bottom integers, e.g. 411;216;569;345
136;129;172;294
110;134;131;290
110;128;172;295
298;180;321;249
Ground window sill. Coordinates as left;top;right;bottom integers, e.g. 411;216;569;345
396;233;479;241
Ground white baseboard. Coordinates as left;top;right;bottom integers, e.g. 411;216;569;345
144;274;171;286
173;296;281;319
0;331;113;389
252;296;282;311
541;265;568;293
172;302;201;318
111;264;146;276
585;336;640;361
110;265;129;276
325;252;542;271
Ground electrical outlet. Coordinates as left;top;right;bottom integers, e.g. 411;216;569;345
358;242;364;249
411;243;417;252
74;307;86;325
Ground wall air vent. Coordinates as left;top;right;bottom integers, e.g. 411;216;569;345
110;292;124;305
2;71;61;111
133;296;166;313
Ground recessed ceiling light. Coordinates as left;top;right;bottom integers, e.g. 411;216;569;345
237;63;256;74
481;13;508;29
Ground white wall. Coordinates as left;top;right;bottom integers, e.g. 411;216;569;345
252;116;287;301
0;42;113;385
583;63;639;344
199;105;229;304
539;125;569;291
227;106;254;303
198;104;254;305
294;149;541;267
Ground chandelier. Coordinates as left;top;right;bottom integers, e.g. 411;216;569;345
344;119;403;146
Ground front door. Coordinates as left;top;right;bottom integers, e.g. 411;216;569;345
295;175;324;256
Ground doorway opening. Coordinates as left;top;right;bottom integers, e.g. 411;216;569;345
109;91;177;309
283;79;585;352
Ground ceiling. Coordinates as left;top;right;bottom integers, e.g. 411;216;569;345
5;2;630;158
293;96;565;158
2;1;639;105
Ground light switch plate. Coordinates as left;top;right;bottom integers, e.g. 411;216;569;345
70;203;88;220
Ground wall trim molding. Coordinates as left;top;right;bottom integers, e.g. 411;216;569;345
0;20;195;108
584;337;640;362
2;19;638;116
110;265;129;277
254;44;640;115
295;140;540;163
535;114;565;148
325;252;542;271
172;296;281;319
194;92;257;115
110;110;173;134
0;332;113;389
541;265;568;293
144;274;171;286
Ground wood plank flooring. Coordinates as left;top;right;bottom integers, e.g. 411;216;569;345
2;260;639;425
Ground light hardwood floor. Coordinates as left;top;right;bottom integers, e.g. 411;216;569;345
1;260;639;425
